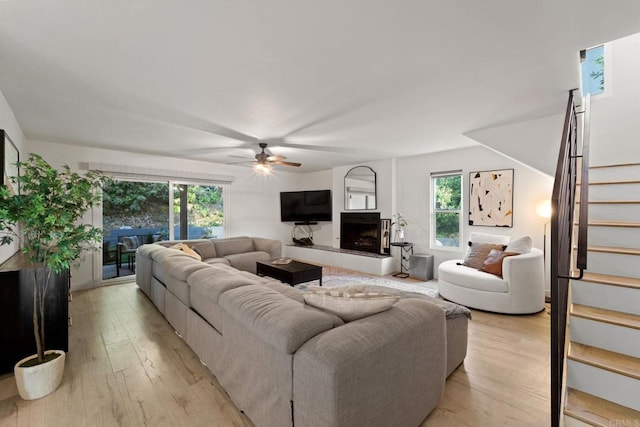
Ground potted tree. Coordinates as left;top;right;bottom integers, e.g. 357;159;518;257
0;154;105;400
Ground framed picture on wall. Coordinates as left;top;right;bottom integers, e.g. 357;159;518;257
1;129;20;196
469;168;514;227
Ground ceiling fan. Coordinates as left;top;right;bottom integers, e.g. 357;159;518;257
238;143;302;175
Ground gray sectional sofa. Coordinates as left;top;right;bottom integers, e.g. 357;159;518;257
136;236;467;427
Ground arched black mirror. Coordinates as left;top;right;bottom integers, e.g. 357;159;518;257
344;166;376;210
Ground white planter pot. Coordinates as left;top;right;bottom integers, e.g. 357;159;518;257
14;350;66;400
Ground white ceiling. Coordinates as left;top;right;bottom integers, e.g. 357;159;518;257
1;1;640;172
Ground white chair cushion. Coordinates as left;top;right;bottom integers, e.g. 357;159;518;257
438;260;509;293
468;232;510;245
505;236;533;254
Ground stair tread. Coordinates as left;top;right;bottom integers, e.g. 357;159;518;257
590;163;640;169
565;388;640;426
578;179;640;185
569;342;640;380
571;304;640;330
588;246;640;256
581;272;640;290
577;200;640;204
585;220;640;228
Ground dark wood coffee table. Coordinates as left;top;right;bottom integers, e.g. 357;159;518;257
256;259;322;286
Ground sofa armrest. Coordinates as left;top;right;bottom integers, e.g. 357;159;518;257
252;237;282;259
293;299;446;427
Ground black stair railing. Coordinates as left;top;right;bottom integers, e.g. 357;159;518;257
550;90;590;427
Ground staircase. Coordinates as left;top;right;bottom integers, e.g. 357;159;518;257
564;163;640;426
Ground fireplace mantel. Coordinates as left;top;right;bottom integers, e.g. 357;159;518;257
285;244;395;276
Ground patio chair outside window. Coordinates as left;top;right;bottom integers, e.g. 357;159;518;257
117;235;140;276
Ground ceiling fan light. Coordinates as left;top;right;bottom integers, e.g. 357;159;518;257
253;162;272;175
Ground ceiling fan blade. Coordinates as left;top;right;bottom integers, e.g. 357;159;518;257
267;154;287;161
274;160;302;167
229;155;255;160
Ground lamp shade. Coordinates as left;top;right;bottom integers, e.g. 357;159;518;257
536;200;552;219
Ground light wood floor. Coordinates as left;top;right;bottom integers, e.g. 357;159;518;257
0;279;550;427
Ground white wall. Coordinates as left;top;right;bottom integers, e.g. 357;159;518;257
0;89;26;265
590;32;640;165
465;113;564;176
396;145;554;277
26;139;299;290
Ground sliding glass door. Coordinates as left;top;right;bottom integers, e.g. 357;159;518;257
173;184;225;239
102;180;170;280
101;180;226;280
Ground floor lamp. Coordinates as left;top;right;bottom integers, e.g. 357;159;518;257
536;200;552;302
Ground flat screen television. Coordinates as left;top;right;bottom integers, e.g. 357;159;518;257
280;190;332;222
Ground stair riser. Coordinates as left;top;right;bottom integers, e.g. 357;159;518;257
587;227;640;249
586;252;640;277
572;281;640;316
588;183;640;202
566;360;640;411
563;416;593;427
588;203;640;222
570;317;640;358
589;165;640;182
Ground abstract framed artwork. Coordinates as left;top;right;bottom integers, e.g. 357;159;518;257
469;168;514;227
1;129;19;196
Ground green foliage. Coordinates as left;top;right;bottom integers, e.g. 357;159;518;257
434;175;461;209
0;154;107;363
434;175;462;241
103;181;168;214
590;55;604;91
173;185;224;228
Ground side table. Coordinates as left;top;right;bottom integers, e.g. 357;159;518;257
391;242;413;278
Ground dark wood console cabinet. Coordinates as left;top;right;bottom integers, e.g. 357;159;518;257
0;252;69;373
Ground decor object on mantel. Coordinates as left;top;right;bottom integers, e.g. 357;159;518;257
392;212;407;243
0;154;106;400
469;169;514;227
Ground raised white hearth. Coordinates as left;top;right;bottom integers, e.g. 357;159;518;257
285;244;395;276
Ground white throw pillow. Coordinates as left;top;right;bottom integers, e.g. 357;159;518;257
505;236;533;254
468;232;511;245
303;289;399;322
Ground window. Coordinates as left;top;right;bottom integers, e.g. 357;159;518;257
431;172;462;249
173;184;225;240
581;45;606;97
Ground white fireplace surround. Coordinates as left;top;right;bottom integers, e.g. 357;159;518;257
285;245;395;276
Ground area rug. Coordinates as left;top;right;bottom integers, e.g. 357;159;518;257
296;275;440;299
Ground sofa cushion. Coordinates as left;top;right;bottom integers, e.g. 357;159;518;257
220;285;341;354
462;243;506;269
162;256;211;306
439;260;509;293
480;249;518;278
203;257;231;266
260;279;305;303
191;240;217;259
214;237;254;257
303;288;400;322
188;266;262;332
225;251;271;274
505;236;533;254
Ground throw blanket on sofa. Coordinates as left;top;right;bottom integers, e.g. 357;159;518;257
300;281;471;319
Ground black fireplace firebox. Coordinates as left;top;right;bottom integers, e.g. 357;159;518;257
340;212;391;255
